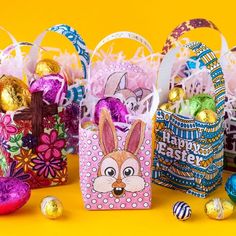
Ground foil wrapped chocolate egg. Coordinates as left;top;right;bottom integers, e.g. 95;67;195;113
189;93;216;116
94;97;129;125
30;74;67;105
81;121;98;131
205;198;234;220
195;109;217;123
41;196;63;219
159;103;174;113
168;87;186;103
225;174;236;203
173;201;191;221
35;59;61;77
0;177;31;215
0;75;31;112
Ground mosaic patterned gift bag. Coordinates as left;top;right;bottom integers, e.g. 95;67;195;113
153;41;225;198
79;31;157;210
27;24;90;154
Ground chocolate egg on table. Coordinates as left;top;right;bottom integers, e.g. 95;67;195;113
173;201;191;221
0;75;31;112
41;196;63;219
159;103;174;113
195;109;217;123
30;74;67;105
225;174;236;203
168;87;186;103
189;93;216;116
205;198;234;220
0;177;31;215
35;59;61;77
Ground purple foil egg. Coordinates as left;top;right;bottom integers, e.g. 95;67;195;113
94;97;129;125
0;177;31;215
30;74;67;105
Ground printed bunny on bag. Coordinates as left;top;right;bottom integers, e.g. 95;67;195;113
93;109;146;198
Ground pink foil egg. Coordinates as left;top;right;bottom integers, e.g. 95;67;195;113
30;74;67;105
94;97;129;125
0;177;31;215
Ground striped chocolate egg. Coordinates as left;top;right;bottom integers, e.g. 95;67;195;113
173;201;191;220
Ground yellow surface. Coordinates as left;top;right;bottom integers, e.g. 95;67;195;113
0;0;236;235
0;155;234;236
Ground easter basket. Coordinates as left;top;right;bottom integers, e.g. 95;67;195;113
0;33;67;188
152;41;225;198
79;32;158;210
27;24;89;154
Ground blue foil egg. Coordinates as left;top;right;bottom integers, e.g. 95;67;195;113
225;174;236;203
173;201;191;220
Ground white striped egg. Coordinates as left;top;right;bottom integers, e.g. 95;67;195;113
173;201;191;220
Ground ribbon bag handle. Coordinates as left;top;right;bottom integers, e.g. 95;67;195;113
158;41;225;118
27;24;90;83
162;18;228;58
91;31;153;60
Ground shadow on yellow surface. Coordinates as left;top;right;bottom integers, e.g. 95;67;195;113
0;155;235;236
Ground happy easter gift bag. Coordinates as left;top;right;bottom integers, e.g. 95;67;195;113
79;32;158;210
153;41;225;198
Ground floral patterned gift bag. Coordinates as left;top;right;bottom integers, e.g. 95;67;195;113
0;31;67;188
79;32;159;210
27;24;90;154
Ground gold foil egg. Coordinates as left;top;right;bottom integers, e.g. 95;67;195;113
35;59;61;77
81;121;98;131
168;87;186;103
159;103;174;113
41;196;63;219
205;198;234;220
0;75;31;112
195;109;217;123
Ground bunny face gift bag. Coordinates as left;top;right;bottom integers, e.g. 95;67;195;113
79;32;159;210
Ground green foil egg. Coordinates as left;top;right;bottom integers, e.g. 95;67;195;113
189;93;216;117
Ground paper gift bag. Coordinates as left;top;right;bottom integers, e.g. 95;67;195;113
27;24;90;154
79;31;158;210
153;41;225;198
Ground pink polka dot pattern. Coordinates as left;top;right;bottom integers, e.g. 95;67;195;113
79;125;152;210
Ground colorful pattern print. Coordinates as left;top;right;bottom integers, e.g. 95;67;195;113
162;18;219;55
49;24;90;154
0;108;67;189
79;110;152;210
153;42;225;198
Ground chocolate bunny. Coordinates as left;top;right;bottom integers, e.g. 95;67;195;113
93;109;146;198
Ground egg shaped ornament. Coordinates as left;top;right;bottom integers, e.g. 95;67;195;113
0;75;31;112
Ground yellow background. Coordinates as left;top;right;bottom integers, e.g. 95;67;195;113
0;0;236;235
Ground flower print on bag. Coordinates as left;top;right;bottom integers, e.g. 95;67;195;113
36;130;65;160
14;120;32;136
32;154;63;178
0;114;18;141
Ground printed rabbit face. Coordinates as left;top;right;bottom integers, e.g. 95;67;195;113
104;72;152;114
93;109;146;198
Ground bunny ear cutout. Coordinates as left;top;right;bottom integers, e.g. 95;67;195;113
99;109;118;155
125;120;146;155
104;72;127;96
